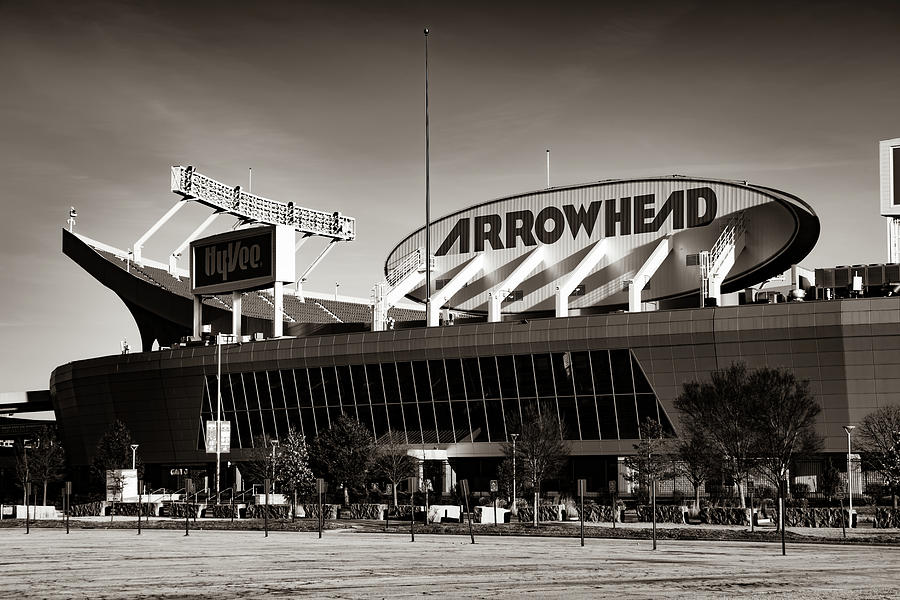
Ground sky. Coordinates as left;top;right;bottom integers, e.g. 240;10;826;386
1;0;899;392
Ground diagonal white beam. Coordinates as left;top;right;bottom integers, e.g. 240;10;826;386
487;246;546;322
628;236;672;312
428;254;485;326
555;239;608;318
134;200;187;265
169;212;219;275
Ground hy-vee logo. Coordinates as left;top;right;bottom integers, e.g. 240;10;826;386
436;187;717;256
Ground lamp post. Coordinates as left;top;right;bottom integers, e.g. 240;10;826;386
131;444;139;470
843;425;855;520
215;334;223;501
511;433;519;515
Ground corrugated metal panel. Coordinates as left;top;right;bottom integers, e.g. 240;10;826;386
386;177;815;314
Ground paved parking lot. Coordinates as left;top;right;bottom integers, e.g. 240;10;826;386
1;527;898;598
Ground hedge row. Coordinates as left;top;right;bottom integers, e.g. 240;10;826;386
873;508;900;528
518;505;565;522
348;503;387;520
636;505;688;524
106;503;157;517
699;507;752;526
207;504;240;518
168;503;200;518
298;503;340;520
70;501;103;517
245;505;291;519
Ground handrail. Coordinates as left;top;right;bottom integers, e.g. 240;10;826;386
387;247;425;286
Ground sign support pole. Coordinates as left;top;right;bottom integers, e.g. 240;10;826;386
25;481;30;534
65;481;71;535
137;479;142;535
460;479;474;544
578;479;586;547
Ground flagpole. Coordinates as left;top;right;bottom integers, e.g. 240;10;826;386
424;27;431;324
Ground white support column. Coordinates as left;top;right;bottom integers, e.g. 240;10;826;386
427;254;485;327
133;200;186;266
555;239;609;318
231;292;242;338
169;212;218;275
628;236;672;312
192;295;202;338
273;281;284;338
486;246;546;323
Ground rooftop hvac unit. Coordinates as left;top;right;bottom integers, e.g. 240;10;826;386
834;267;851;287
865;264;885;286
815;268;835;288
886;264;900;284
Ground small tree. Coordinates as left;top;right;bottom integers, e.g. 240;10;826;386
91;420;139;492
502;406;569;526
496;454;525;509
311;415;376;506
240;433;281;490
858;405;900;509
672;429;716;511
624;418;673;504
819;458;841;501
371;430;417;507
675;363;760;508
25;426;66;505
278;428;316;511
749;367;822;496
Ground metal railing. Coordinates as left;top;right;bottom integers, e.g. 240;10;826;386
709;212;745;273
386;248;425;286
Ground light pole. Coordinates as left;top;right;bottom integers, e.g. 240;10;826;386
511;433;519;514
215;334;223;501
843;425;855;520
131;444;139;470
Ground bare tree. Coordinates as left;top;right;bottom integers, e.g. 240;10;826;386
502;406;569;526
371;430;417;507
25;426;66;505
624;418;674;504
858;405;900;508
674;363;759;507
672;429;716;511
749;367;822;494
240;433;281;489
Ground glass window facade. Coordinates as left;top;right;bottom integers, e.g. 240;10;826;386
199;349;673;448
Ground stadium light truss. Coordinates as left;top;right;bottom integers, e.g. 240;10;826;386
171;166;356;241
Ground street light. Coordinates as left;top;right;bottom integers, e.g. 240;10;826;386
131;444;139;470
843;425;855;520
511;433;519;515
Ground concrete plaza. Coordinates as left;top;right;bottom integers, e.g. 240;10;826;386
1;527;898;598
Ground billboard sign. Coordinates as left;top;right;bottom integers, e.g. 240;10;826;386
191;225;295;295
880;138;900;216
106;469;137;501
385;177;818;314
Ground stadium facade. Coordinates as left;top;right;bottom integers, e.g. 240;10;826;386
47;171;900;493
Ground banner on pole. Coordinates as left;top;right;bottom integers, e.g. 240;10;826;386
205;421;232;453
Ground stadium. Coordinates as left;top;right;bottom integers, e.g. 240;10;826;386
43;144;900;497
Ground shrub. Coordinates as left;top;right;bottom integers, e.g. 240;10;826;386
791;483;810;500
865;483;889;506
